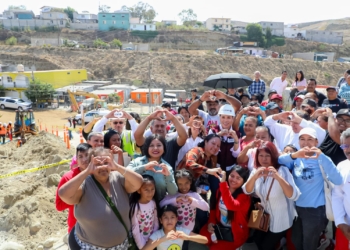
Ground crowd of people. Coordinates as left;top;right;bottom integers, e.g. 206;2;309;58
0;121;12;144
55;69;350;250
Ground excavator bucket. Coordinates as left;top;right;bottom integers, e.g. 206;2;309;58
13;110;38;137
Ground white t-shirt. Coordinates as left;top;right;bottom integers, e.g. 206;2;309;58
149;226;191;250
198;110;220;129
219;197;231;227
270;77;288;96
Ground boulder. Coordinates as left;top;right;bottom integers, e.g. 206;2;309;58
0;242;25;250
47;174;61;186
43;238;56;248
29;221;42;234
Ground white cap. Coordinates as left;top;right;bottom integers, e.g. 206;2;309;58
9;121;12;124
218;104;235;117
299;127;317;139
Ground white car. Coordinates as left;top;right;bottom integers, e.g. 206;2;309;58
0;97;32;111
75;109;110;125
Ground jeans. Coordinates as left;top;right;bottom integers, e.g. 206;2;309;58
254;228;287;250
68;227;80;250
292;205;328;250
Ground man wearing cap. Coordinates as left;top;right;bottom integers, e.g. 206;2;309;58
92;109;139;157
270;71;289;96
265;102;280;117
248;71;266;103
331;128;350;250
261;89;278;107
270;94;283;109
188;89;241;130
339;75;350;108
320;108;350;166
322;86;348;113
292;95;305;111
278;127;342;250
264;110;326;152
190;89;204;111
295;79;326;106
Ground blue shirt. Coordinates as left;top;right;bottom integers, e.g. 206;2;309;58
248;79;266;96
339;83;350;104
278;153;343;208
127;156;178;201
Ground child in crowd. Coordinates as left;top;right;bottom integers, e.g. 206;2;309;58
141;205;208;250
282;144;298;154
130;175;159;250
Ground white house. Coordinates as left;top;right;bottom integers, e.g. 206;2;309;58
233;26;247;34
258;21;284;36
40;6;68;20
130;23;156;31
206;18;231;31
284;25;306;38
73;11;97;23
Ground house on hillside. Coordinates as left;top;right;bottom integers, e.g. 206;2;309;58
40;6;68;20
304;30;343;45
73;11;97;23
284;24;306;39
206;18;231;31
232;26;247;34
3;9;35;19
130;23;156;31
258;21;284;36
98;11;130;31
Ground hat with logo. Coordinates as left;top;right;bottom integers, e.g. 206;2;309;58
294;95;305;101
301;99;317;108
336;109;350;118
265;102;280;110
218;104;236;117
270;94;282;101
299;127;317;139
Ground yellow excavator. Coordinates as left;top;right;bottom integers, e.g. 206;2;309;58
14;109;38;144
67;90;122;112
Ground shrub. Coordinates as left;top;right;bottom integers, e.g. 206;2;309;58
5;36;17;45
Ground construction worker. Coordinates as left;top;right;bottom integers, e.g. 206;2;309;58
7;122;12;141
92;109;139;157
0;122;6;144
16;137;22;147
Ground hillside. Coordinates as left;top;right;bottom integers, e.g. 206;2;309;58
0;46;348;90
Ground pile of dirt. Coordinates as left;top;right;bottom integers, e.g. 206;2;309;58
0;131;75;249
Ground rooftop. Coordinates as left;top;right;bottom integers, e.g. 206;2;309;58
131;88;162;93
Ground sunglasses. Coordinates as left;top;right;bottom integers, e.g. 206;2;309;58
113;121;124;125
340;144;350;150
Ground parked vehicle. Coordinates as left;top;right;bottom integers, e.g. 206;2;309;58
74;109;110;125
0;97;32;111
123;47;134;51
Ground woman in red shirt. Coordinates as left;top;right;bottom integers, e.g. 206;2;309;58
200;165;251;249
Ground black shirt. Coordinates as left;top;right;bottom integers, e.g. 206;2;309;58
321;98;348;113
296;90;327;106
319;132;346;166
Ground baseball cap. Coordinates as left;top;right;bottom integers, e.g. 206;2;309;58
294;95;305;101
239;94;251;101
270;94;282;101
218;104;236;117
301;99;317;108
336;109;350;118
326;86;337;91
265;102;280;110
299;127;317;139
268;89;278;95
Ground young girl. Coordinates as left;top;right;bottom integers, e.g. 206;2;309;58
130;175;159;250
141;205;208;250
282;144;297;155
160;169;209;231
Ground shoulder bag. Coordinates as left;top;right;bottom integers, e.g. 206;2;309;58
248;178;275;232
92;176;138;250
319;164;335;221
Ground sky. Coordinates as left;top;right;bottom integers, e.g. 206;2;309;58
1;0;349;25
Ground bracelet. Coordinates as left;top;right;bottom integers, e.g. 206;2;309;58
198;99;203;103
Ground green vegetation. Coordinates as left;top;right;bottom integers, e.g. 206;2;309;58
324;72;331;77
34;26;60;32
131;30;159;42
0;85;5;96
241;23;285;48
5;36;17;45
132;79;143;86
122;2;157;23
24;79;56;103
93;38;109;48
107;93;121;103
63;6;76;21
110;39;123;49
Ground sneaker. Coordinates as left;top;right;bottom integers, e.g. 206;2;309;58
317;232;328;249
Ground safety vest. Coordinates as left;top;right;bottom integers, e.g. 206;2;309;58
121;130;135;157
0;126;6;135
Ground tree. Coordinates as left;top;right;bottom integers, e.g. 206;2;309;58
64;7;76;21
110;39;122;49
108;93;121;103
265;27;272;47
127;2;157;23
99;5;110;13
246;23;265;47
178;9;197;24
8;5;26;10
93;38;109;48
24;79;56;103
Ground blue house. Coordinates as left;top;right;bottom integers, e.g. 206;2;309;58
98;11;130;31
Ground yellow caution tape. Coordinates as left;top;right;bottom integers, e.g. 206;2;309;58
0;159;71;179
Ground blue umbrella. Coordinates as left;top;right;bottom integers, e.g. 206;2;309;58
203;73;253;89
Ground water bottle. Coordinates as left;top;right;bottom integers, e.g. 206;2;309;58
211;233;217;244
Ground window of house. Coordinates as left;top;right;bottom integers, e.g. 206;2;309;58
323;32;325;34
226;25;228;28
67;72;70;74
136;94;140;99
112;15;115;17
49;14;52;17
51;20;53;23
122;21;124;24
103;20;106;24
122;15;125;18
292;34;295;36
102;15;105;17
215;19;217;22
150;25;152;28
60;20;63;25
226;19;228;22
81;15;85;18
330;32;332;34
7;77;12;82
270;23;273;26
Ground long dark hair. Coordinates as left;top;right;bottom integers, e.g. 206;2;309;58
254;141;280;170
129;175;158;219
197;134;221;148
174;169;197;193
126;112;141;130
104;129;123;149
210;165;250;223
295;70;305;82
143;134;167;158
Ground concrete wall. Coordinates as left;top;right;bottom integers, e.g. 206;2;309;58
31;37;64;46
284;27;306;38
292;52;315;61
41;12;68;20
259;21;284;36
305;30;343;45
0;19;68;29
70;23;98;30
